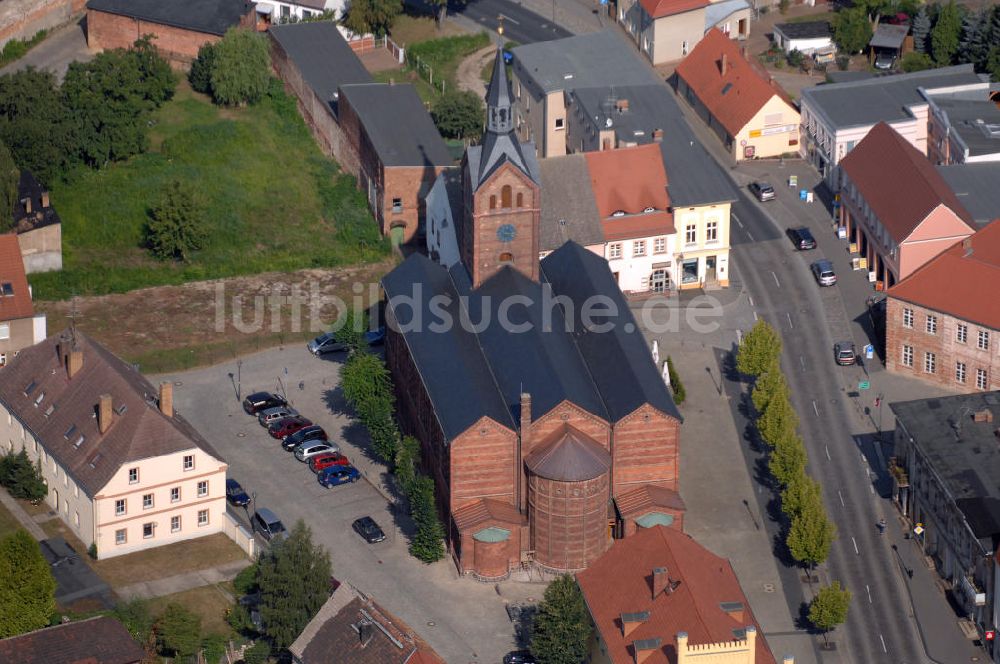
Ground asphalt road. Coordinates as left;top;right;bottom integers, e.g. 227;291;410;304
448;0;573;43
728;192;927;664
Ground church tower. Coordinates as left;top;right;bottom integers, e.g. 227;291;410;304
460;25;541;289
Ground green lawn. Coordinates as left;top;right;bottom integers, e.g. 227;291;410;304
31;81;389;300
0;500;22;540
378;31;491;104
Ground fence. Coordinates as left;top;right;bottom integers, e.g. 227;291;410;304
346;34;406;64
222;511;256;558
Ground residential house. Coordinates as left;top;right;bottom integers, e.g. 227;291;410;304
12;171;62;274
890;392;1000;648
86;0;258;65
260;0;343;24
838;122;975;288
926;86;1000;165
938;163;1000;227
0;616;144;664
0;331;228;558
382;48;683;578
771;21;833;56
617;0;750;66
577;525;780;664
289;582;444;664
885;220;1000;391
537;154;605;258
585;144;677;294
0;233;46;367
799;65;986;188
676;28;799;161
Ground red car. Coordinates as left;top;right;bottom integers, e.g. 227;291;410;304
309;453;350;473
268;416;312;439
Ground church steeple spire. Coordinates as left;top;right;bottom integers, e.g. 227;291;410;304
484;20;514;135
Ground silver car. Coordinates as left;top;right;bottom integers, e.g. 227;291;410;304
295;442;338;462
307;332;348;356
258;406;298;427
811;259;837;286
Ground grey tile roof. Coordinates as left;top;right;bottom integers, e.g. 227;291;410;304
539;154;603;252
0;332;224;497
659;114;738;207
571;84;675;146
891;391;1000;505
476;130;534;187
86;0;248;36
927;92;1000;159
869;23;908;50
525;426;611;481
773;21;831;40
269;22;372;105
938;163;1000;227
801;65;984;130
512;30;660;95
339;84;452;168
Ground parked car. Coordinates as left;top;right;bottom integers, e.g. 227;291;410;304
788;227;817;250
258;406;298;427
874;52;896;70
225;479;251;507
307;327;386;356
749;181;775;202
811;259;837;286
835;341;857;366
309;453;351;473
282;425;328;450
268;415;313;439
242;392;287;415
352;516;385;543
251;508;287;541
317;465;361;488
295;442;338;462
503;651;538;664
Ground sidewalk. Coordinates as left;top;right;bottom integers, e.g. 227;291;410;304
0;487;47;540
117;558;251;600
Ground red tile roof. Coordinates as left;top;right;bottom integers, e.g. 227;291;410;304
577;526;777;664
640;0;709;19
888;219;1000;330
0;616;145;664
675;28;792;137
453;497;527;533
615;484;686;518
0;233;34;322
585;145;675;241
840;122;975;243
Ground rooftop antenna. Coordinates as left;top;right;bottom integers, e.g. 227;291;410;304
66;295;83;346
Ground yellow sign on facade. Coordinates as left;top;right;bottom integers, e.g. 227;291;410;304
749;129;761;138
859;257;868;269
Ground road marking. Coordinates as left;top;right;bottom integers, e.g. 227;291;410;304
753;311;758;321
498;13;520;24
879;634;887;653
734;214;744;228
771;271;780;288
786;312;794;329
799;355;806;369
748;295;754;307
866;584;872;604
746;230;756;241
838;490;845;506
825;445;831;461
852;537;859;555
812;400;819;416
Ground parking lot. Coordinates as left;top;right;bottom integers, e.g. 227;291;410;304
155;343;539;663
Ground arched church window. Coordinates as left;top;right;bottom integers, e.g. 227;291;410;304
516;192;524;207
501;185;512;208
490;195;497;210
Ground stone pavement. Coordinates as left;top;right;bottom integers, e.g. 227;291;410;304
0;18;92;82
0;487;47;540
117;558;252;601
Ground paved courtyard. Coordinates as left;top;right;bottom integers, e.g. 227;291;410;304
155;344;542;664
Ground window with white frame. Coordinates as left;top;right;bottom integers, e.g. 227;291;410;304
903;308;913;328
128;467;139;484
115;499;126;516
977;368;987;390
956;361;966;383
633;240;646;257
706;221;718;242
685;225;696;245
957;323;968;343
197;481;208;498
198;510;209;526
143;523;154;539
926;315;937;334
924;351;936;374
978;330;990;351
653;237;666;254
608;243;622;260
171;487;180;503
171;516;181;533
183;455;194;471
115;529;126;545
0;324;8;340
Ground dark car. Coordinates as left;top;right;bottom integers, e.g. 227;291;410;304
749;181;775;202
309;453;351;473
225;479;251;507
835;341;857;366
503;651;537;664
787;227;817;250
268;415;313;439
242;391;287;415
251;508;287;542
352;516;386;543
318;465;361;488
282;425;328;451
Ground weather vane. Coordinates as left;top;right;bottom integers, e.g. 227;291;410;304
497;14;504;36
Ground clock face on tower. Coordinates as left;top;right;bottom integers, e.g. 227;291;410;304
497;224;517;243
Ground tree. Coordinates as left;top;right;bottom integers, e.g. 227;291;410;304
394;435;421;496
409;475;446;562
341;0;401;36
210;29;271;106
832;7;873;54
769;432;807;488
431;89;484;141
130;35;176;106
736;320;782;378
427;0;467;28
333;308;368;355
988;5;1000;51
189;42;217;94
912;6;931;53
0;450;47;502
258;520;332;649
110;598;154;647
787;498;836;571
959;9;988;69
781;473;823;520
900;51;934;72
243;641;272;664
757;390;798;449
156;603;202;660
751;364;787;413
233;560;259;595
987;46;1000;82
145;180;206;261
531;575;591;664
0;139;18;231
0;530;56;638
931;0;962;66
809;582;852;645
0;68;74;184
666;356;685;405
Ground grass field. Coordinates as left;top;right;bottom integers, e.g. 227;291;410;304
92;533;246;588
32;80;389;301
148;583;236;637
0;500;22;540
376;30;491;103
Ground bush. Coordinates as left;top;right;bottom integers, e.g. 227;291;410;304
431;89;484;140
0;450;47;502
836;54;851;71
787;48;804;68
144;180;206;262
243;641;271;664
233;561;259;595
666;356;685;405
900;51;934;72
210;29;271;106
201;633;226;663
156;603;202;660
189;42;217;94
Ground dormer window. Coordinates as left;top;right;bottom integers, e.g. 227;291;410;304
64;424;77;439
612;210;626;217
33;392;45;407
1;282;12;296
23;381;37;396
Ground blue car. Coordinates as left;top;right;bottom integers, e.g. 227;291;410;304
226;479;251;507
318;465;360;488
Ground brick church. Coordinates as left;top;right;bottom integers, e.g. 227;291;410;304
382;43;684;579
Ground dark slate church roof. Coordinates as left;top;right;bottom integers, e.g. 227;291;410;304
382;242;680;444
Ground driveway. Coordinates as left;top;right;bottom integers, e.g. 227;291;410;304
156;344;541;663
1;18;92;81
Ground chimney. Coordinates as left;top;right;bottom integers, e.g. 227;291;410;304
358;621;374;646
67;349;83;379
632;637;662;664
40;192;49;208
98;394;113;434
620;611;650;638
783;657;795;664
973;409;993;423
159;382;173;418
652;566;669;598
652;128;664;142
720;53;728;75
744;625;757;649
675;632;688;659
963;237;974;257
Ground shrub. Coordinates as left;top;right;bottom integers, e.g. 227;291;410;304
431;89;484;140
900;51;934;72
156;603;202;660
0;450;47;502
210;29;271;106
233;561;259;595
243;641;271;664
144;180;206;262
189;42;217;94
666;356;685;405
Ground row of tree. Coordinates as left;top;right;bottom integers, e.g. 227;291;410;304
736;321;850;644
336;310;447;562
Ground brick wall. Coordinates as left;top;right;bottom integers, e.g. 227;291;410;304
612;404;680;495
87;9;223;65
886;296;999;391
0;0;77;49
16;224;62;274
450;419;517;514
